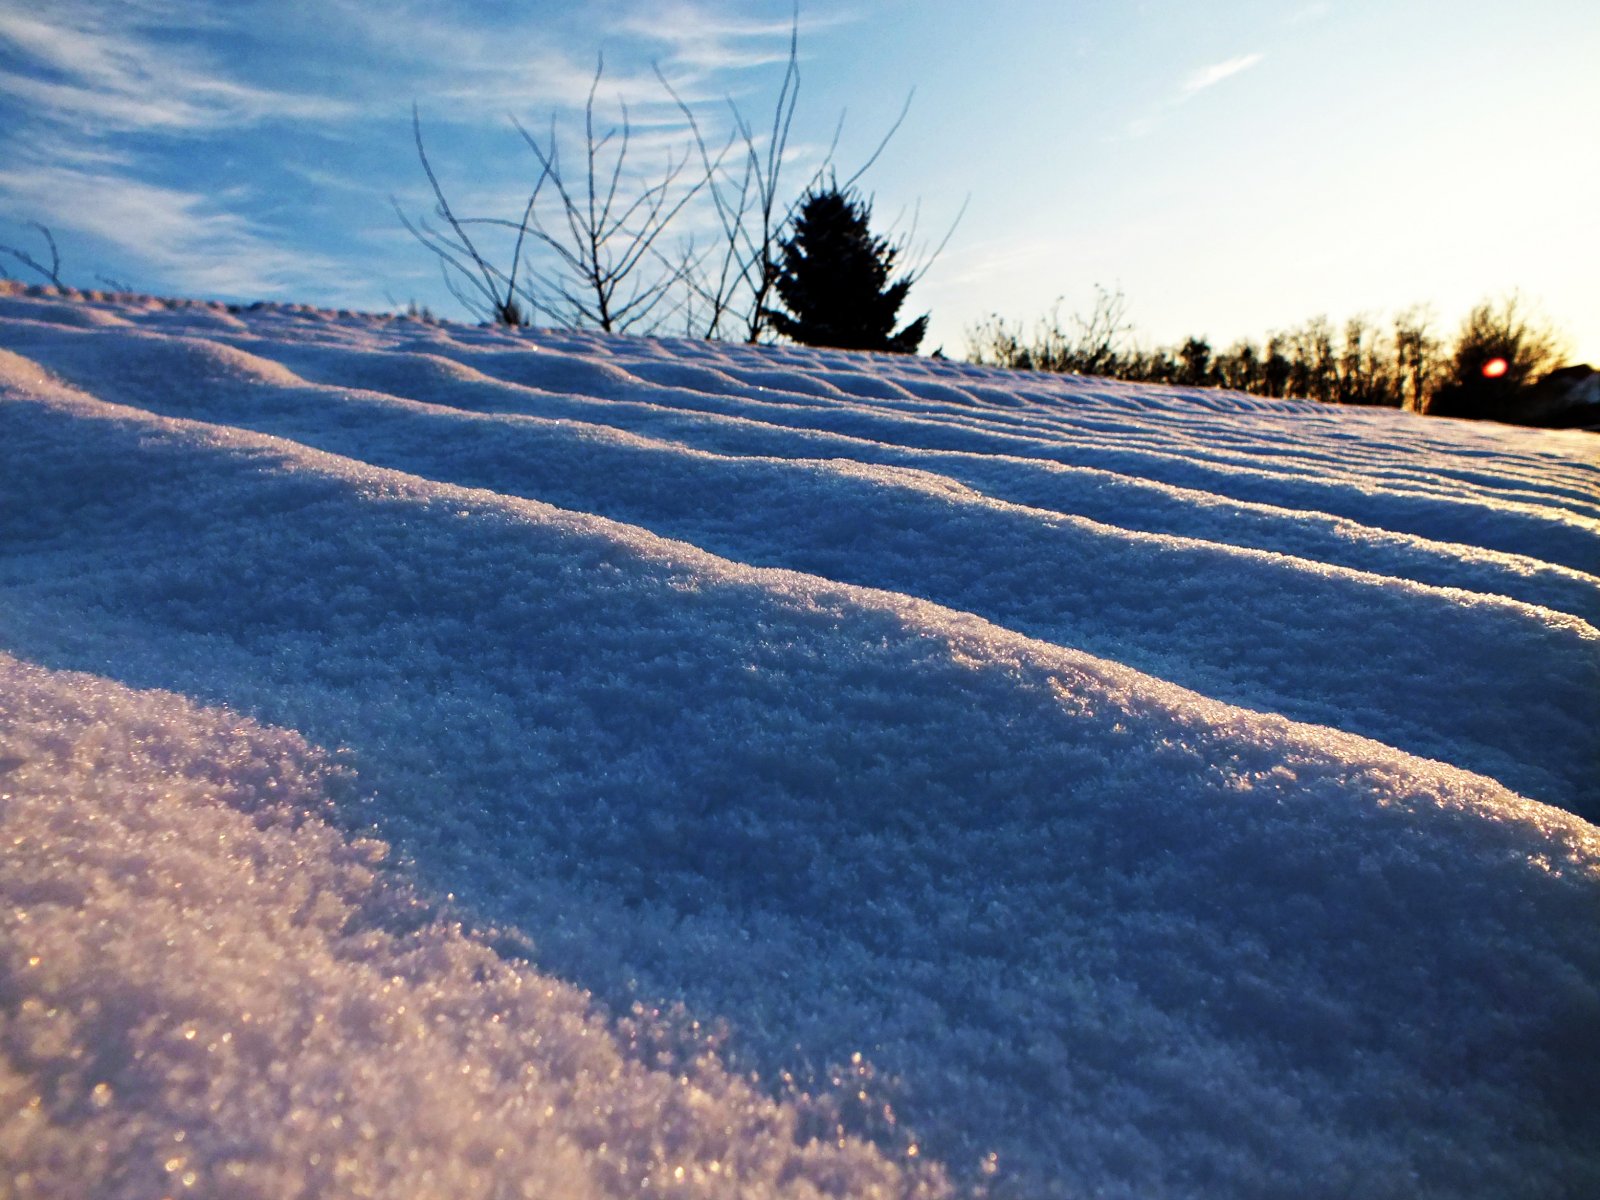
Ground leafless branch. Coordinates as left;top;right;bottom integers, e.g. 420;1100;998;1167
503;55;711;334
395;105;546;325
0;222;65;288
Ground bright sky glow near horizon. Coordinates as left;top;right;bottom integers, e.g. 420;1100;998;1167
1;0;1596;362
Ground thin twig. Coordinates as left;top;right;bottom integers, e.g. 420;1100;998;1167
0;222;65;287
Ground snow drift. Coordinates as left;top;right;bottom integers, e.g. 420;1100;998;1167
2;283;1597;1198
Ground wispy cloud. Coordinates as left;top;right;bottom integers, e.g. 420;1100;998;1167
1;1;815;144
0;9;352;133
361;0;850;118
0;162;346;297
1179;53;1266;99
1118;50;1267;140
618;2;853;76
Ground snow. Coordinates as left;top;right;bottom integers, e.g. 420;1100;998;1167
2;282;1597;1198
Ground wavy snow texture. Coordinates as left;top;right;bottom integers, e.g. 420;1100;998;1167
0;653;945;1199
2;283;1598;1198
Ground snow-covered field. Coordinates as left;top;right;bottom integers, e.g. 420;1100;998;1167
2;282;1597;1198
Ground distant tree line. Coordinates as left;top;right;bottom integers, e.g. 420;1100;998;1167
967;289;1589;426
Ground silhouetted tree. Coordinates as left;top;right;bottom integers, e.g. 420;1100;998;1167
1177;336;1213;386
1393;306;1441;412
1214;340;1262;392
1281;316;1338;403
1426;295;1567;420
1129;346;1178;384
1333;315;1400;406
768;183;927;353
1261;336;1292;397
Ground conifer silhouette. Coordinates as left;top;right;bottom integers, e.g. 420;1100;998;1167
768;183;927;353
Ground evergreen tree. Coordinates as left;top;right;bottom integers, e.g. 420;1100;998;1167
768;184;927;353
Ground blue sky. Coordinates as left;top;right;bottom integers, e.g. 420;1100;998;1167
2;0;1596;360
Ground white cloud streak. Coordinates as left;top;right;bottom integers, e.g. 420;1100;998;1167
1180;53;1266;98
324;0;807;118
1118;50;1267;140
0;163;346;298
616;2;853;75
1;1;811;142
0;9;353;133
